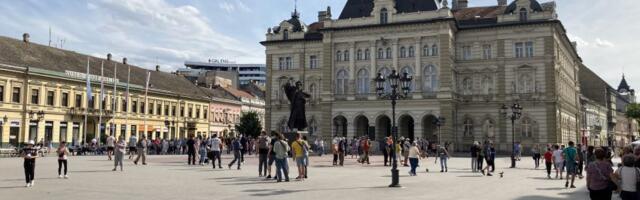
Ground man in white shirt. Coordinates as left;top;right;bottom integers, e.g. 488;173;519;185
552;145;564;179
106;134;115;161
209;134;222;169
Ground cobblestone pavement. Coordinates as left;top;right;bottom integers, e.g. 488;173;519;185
0;153;616;200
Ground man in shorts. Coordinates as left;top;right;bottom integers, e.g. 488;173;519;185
552;144;564;179
563;141;578;188
106;134;115;160
128;134;137;159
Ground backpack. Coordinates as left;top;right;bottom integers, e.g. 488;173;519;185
258;137;269;150
297;141;309;155
232;140;241;150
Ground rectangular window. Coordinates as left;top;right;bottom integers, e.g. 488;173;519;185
122;99;127;112
515;42;524;58
164;105;169;116
75;94;82;108
196;107;201;119
0;85;4;102
46;91;54;106
482;44;492;60
31;89;39;104
141;102;146;114
204;107;208;119
88;98;95;109
157;103;162;116
278;57;284;70
285;57;292;69
172;106;176;116
309;55;318;69
149;102;154;115
180;106;185;117
189;107;193;118
462;46;472;60
132;101;138;113
525;41;534;57
12;87;20;103
61;92;69;107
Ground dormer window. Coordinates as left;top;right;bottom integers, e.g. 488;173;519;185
519;8;528;22
283;29;289;40
380;8;388;24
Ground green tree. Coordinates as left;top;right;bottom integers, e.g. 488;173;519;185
235;111;263;138
626;103;640;123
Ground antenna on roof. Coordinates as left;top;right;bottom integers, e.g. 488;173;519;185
292;0;299;18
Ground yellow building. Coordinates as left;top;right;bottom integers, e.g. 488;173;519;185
0;35;221;147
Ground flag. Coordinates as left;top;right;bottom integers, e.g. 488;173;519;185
86;57;92;101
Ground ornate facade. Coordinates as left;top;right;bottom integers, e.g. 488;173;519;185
262;0;583;152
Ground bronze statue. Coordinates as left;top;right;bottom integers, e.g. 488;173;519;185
284;80;311;131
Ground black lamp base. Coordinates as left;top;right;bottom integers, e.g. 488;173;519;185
389;168;401;187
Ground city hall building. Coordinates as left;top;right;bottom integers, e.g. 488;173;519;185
262;0;585;152
0;35;238;147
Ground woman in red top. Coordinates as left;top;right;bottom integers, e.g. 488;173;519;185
544;148;553;179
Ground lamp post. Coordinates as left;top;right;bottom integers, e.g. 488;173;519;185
433;116;446;145
500;103;522;168
374;70;412;188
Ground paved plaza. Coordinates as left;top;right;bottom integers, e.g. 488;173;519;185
0;153;612;200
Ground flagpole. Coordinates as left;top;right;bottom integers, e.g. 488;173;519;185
143;71;150;140
98;61;104;146
112;62;117;138
83;58;91;145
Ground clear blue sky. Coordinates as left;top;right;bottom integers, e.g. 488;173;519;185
0;0;636;88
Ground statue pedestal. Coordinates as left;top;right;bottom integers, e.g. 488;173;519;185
283;130;309;144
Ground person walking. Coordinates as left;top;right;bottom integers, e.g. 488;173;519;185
544;148;553;179
106;134;115;160
532;144;541;169
552;144;564;179
266;132;278;179
228;137;242;170
477;141;487;172
360;137;371;165
292;133;310;180
382;137;390;166
198;137;207;166
209;134;223;169
113;137;126;171
438;145;450;173
186;135;196;165
564;141;578;188
586;148;615;200
134;135;147;165
612;155;639;200
408;141;421;176
273;133;290;182
240;135;248;163
332;136;339;166
338;137;347;166
402;138;411;167
576;144;585;179
56;141;70;179
470;141;479;172
22;140;38;187
128;134;137;159
257;132;270;177
481;142;493;176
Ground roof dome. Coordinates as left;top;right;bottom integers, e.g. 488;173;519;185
504;0;543;14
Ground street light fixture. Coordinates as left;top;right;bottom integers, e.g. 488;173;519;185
433;116;446;144
499;103;522;168
375;70;412;188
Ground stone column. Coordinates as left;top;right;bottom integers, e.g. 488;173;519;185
392;39;399;71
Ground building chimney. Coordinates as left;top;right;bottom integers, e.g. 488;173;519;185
22;33;30;43
122;57;127;65
107;53;112;61
317;6;332;21
498;0;507;6
155;65;160;72
453;0;468;9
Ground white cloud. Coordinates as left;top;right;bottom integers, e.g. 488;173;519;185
567;33;589;47
219;2;235;12
594;38;614;48
236;1;252;12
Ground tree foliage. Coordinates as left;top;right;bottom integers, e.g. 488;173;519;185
235;111;262;138
626;103;640;123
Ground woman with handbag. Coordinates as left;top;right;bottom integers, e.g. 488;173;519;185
613;155;639;200
586;148;616;200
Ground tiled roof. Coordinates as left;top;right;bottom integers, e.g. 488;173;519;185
453;6;505;27
0;35;209;100
221;86;255;99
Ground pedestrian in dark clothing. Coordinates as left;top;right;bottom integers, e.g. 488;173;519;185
228;138;242;170
186;135;196;165
22;140;37;187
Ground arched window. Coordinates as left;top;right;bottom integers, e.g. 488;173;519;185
408;46;415;57
356;49;362;60
378;67;391;93
356;68;369;94
463;118;474;137
344;50;350;61
480;75;493;95
336;51;342;61
336;70;348;95
309;83;317;103
423;65;438;92
431;44;439;56
423;45;430;56
377;48;384;59
462;77;473;95
401;66;414;91
386;48;392;59
380;8;388;24
519;8;528;22
364;49;370;60
283;29;289;40
483;119;495;138
519;73;534;93
400;47;406;58
521;117;532;138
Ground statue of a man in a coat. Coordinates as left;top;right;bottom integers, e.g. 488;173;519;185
284;80;311;131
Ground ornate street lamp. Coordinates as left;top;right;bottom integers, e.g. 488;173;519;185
375;70;412;188
500;103;522;168
433;116;446;144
